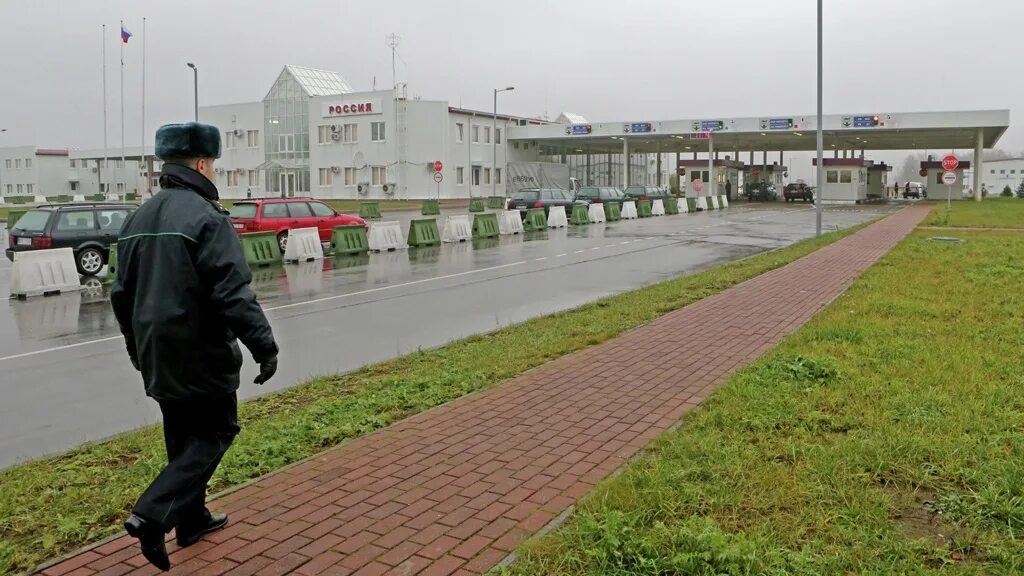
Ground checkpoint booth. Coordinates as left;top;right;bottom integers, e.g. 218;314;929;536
866;162;892;200
677;159;744;199
920;160;970;200
742;163;787;195
812;158;870;203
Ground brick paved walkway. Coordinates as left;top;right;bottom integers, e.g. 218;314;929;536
39;205;930;576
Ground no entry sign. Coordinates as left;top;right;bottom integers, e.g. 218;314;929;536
941;155;959;171
941;170;957;186
433;171;443;183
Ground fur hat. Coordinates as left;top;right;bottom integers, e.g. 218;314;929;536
155;122;222;159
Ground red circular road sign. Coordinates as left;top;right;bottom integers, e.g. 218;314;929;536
942;155;959;171
752;167;762;176
941;170;958;186
919;168;928;177
434;160;443;172
694;179;703;193
433;171;443;183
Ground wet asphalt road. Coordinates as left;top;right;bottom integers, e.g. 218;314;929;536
0;203;899;469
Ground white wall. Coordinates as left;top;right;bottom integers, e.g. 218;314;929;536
199;102;265;199
925;167;966;200
0;146;42;197
970;158;1024;195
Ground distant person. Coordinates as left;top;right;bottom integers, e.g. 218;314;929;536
725;179;732;199
111;122;279;570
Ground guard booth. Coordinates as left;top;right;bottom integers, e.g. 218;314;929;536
812;158;869;203
921;160;970;200
741;163;787;196
677;159;744;198
866;162;892;200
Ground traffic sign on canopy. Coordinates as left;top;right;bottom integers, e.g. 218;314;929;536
942;155;959;171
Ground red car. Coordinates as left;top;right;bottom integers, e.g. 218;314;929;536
228;198;366;253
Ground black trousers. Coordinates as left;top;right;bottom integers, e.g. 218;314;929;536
133;392;240;533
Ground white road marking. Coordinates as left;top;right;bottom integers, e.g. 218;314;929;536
535;257;548;261
573;249;585;254
591;246;601;251
0;260;529;363
619;241;630;245
555;253;567;258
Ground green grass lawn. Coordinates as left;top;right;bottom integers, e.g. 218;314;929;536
504;228;1024;575
926;196;1024;228
0;224;867;574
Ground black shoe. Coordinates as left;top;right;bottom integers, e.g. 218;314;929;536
124;514;170;571
176;511;228;548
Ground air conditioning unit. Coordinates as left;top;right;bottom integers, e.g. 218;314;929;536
91;167;98;173
382;183;396;195
356;182;370;195
330;124;340;132
330;166;341;174
233;129;245;137
236;167;246;174
330;132;342;142
215;167;224;174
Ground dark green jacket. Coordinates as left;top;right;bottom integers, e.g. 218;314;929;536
111;164;277;401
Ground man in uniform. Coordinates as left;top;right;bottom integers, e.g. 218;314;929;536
111;122;279;569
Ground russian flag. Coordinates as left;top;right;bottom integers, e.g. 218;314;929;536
121;23;132;44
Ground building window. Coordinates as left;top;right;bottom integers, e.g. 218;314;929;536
70;182;79;191
840;170;852;183
17;184;23;194
1000;169;1005;174
472;166;481;185
991;169;996;174
456;123;464;143
14;159;21;168
371;122;386;142
4;160;10;168
248;170;259;187
343;123;357;143
278;134;295;152
225;172;237;187
225;132;236;149
1012;170;1017;175
26;158;32;168
826;170;838;183
26;184;33;194
484;167;491;185
472;126;479;143
318;168;333;186
496;128;502;144
495;168;502;185
247;130;259;148
513;142;519;150
371;166;386;185
116;183;126;193
484;127;491;144
317;125;332;144
69;159;76;168
5;184;10;194
457;167;465;185
344;167;355;186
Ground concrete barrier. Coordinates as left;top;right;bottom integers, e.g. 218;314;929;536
330;225;369;255
498;211;524;235
524;208;547;231
421;199;440;216
487;196;506;209
679;197;689;213
11;248;82;298
588;203;606;223
548;205;569;228
651;199;666;216
621;200;638;219
696;197;708;211
282;227;324;262
604;202;622;221
359;202;382;219
72;194;85;203
408;218;441;247
636;199;653;218
473;213;500;238
442;214;472;243
33;195;47;204
721;195;729;208
368;221;406;251
710;196;720;210
468;197;486;212
664;197;679;215
240;231;282;267
0;196;4;205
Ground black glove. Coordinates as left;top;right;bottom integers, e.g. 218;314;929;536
254;356;278;385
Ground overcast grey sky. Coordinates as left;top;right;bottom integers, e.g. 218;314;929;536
1;0;1019;180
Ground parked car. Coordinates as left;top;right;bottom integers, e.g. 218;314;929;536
507;188;581;218
623;186;671;201
574;186;626;208
783;183;814;203
745;182;778;202
228;198;366;253
5;203;137;275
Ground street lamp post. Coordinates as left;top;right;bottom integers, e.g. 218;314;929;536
186;63;198;121
815;0;823;237
493;86;514;198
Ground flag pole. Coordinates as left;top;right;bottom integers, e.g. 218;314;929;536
141;16;147;196
102;24;108;195
120;18;126;198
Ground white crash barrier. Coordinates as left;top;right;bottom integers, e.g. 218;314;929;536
588;203;606;223
721;195;730;208
72;194;85;202
498;211;524;235
33;195;47;204
651;199;665;216
710;196;720;210
621;200;638;219
282;227;324;262
368;221;406;251
442;214;472;243
679;198;690;213
696;197;708;211
0;196;5;205
105;194;122;202
547;205;568;228
11;248;82;298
